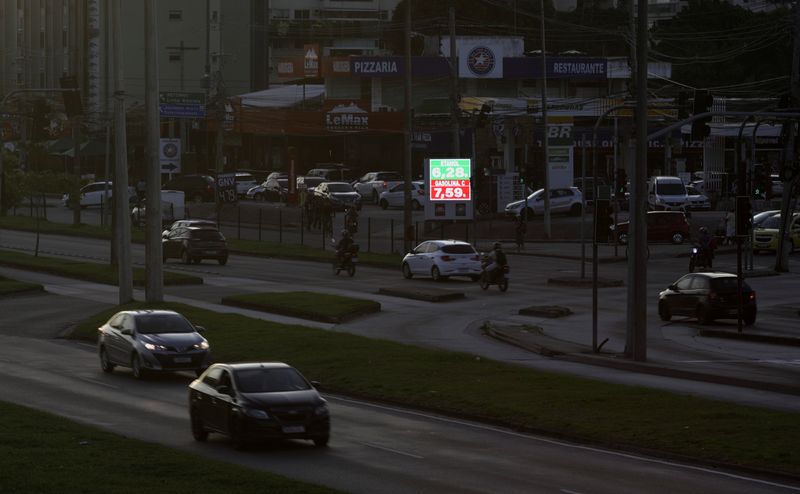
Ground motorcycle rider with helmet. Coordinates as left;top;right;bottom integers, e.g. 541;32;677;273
484;242;508;281
336;229;354;265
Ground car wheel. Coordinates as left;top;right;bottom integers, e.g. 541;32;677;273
99;346;115;373
131;353;146;379
671;232;685;244
431;266;445;282
658;301;672;322
412;200;422;211
379;199;388;210
696;305;713;325
479;273;489;290
570;204;582;216
313;435;330;448
181;249;191;264
218;256;228;266
191;409;209;442
402;263;413;279
498;279;509;292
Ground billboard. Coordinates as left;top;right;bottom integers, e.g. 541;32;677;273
425;158;473;220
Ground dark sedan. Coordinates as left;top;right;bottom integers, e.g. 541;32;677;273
189;362;330;448
163;175;216;203
163;226;228;265
97;310;210;379
658;272;756;325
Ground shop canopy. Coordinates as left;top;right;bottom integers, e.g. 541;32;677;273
236;84;325;108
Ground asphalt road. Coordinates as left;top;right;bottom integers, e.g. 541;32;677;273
0;313;797;494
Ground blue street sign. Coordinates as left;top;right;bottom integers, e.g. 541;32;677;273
159;104;206;118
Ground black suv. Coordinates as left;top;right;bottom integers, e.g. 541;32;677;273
163;175;216;203
163;226;228;265
658;272;756;325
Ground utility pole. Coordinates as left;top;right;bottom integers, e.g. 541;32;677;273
145;0;163;302
449;5;460;157
403;1;413;253
539;0;551;239
627;0;649;361
72;117;81;226
113;0;133;304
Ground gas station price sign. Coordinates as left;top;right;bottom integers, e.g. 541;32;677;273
429;159;471;201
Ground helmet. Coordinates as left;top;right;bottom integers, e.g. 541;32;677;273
493;242;502;250
341;229;351;238
699;226;708;233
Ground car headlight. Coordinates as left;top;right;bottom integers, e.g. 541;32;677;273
144;342;167;351
314;404;329;416
243;408;269;419
192;341;209;350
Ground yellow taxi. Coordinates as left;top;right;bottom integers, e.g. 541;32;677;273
752;212;800;254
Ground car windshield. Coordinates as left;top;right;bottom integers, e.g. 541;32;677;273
656;183;686;195
761;216;782;229
135;314;195;334
303;178;325;187
190;229;224;240
441;244;476;254
235;368;311;393
328;183;354;193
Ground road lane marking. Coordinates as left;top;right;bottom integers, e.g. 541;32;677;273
359;441;424;459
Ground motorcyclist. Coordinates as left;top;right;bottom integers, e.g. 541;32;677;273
336;229;354;265
484;242;508;280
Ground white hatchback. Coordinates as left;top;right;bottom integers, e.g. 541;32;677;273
401;240;482;281
378;181;426;210
62;181;136;208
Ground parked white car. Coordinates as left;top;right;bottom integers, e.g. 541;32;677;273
504;187;583;218
686;184;711;210
378;181;426;210
352;171;404;204
401;240;482;281
648;176;689;211
234;172;258;198
62;181;136;208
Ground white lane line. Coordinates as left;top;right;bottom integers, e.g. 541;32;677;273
78;377;119;389
359;441;424;459
330;395;800;492
560;490;584;494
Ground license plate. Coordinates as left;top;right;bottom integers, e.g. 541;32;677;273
282;425;305;434
204;250;218;254
174;357;192;363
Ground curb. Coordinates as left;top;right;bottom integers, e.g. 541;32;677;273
377;287;465;302
699;328;800;347
220;297;381;324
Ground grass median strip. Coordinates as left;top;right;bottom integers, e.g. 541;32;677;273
222;291;381;323
69;302;800;477
0;249;202;286
0;275;43;296
0;400;340;494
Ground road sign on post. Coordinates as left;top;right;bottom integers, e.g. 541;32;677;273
159;92;206;118
217;173;237;204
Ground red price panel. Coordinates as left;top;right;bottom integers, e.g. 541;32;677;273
429;159;471;201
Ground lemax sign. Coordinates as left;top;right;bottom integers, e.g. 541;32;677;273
429;158;472;201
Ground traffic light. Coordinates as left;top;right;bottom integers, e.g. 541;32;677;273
59;76;83;118
735;196;752;236
615;168;627;195
691;90;713;141
594;199;612;243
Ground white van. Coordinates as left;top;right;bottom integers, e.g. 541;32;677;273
647;176;689;211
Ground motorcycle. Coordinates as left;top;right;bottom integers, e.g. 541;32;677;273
479;254;509;292
333;243;359;277
688;244;712;272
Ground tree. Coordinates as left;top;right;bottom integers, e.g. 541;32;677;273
650;0;792;94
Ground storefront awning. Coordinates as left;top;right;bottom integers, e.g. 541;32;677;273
236;85;325;108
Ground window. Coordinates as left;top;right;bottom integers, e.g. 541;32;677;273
294;9;310;19
690;276;710;290
272;9;290;19
168;10;182;21
202;367;223;387
675;276;693;291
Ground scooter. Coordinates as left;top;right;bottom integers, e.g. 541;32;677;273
688;244;712;272
333;244;359;277
479;254;509;292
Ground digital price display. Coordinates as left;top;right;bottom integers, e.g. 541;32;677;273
429;159;471;201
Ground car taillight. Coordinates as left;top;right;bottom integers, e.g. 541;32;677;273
708;291;719;301
748;291;756;301
441;255;454;261
382;181;388;189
